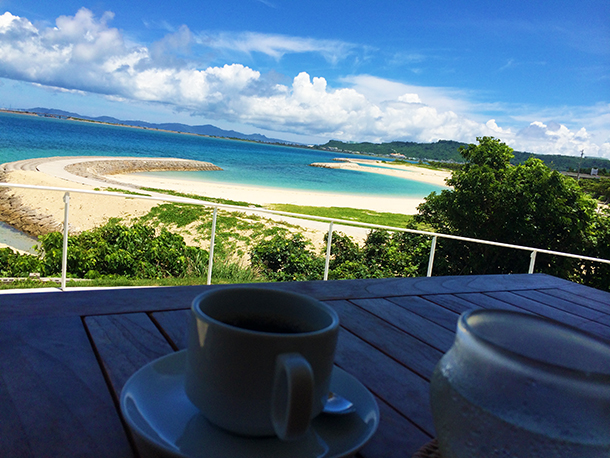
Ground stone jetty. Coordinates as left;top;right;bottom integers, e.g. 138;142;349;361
0;170;62;236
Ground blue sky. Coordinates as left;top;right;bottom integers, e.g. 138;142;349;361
0;0;608;157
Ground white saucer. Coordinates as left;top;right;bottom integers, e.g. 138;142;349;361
120;350;379;458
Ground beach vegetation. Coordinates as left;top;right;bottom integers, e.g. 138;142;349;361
37;221;202;279
390;159;462;172
249;228;431;281
248;138;610;290
136;202;302;263
267;204;415;228
140;203;212;228
578;177;610;203
0;247;42;277
250;233;324;282
105;187;152;196
0;270;264;290
140;187;262;208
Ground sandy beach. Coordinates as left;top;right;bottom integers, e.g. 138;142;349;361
0;156;450;248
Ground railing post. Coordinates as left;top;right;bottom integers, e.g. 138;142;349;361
61;192;70;291
529;250;537;274
323;221;334;281
206;207;218;285
427;235;437;277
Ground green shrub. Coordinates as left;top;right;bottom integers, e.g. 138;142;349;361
250;233;324;281
38;221;209;279
0;247;42;277
250;229;427;282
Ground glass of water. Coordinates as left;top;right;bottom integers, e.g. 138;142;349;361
430;309;610;458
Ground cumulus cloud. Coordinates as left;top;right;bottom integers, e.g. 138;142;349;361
0;9;607;157
511;120;610;157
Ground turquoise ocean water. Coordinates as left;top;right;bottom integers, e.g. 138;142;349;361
0;112;446;250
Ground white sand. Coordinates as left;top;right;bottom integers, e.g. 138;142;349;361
4;170;158;233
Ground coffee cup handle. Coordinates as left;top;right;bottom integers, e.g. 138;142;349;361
271;353;314;441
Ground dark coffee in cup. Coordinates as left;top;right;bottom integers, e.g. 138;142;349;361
223;315;313;334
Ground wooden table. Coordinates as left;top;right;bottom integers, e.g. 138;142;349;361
1;273;609;458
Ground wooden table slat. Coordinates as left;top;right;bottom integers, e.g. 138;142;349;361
85;313;175;393
385;295;461;331
485;291;593;329
150;309;192;350
335;328;436;435
550;280;610;304
350;298;455;353
454;292;536;313
538;288;610;318
362;273;571;297
512;289;610;322
0;316;133;458
0;274;577;320
329;299;444;380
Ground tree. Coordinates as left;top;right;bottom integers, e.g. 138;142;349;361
582;208;610;291
415;137;599;278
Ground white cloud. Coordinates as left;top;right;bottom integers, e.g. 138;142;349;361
485;119;511;135
256;0;277;7
0;9;607;157
195;31;358;64
341;75;475;115
511;120;610;157
398;93;422;104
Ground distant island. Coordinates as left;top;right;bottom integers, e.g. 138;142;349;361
3;107;608;173
1;107;292;145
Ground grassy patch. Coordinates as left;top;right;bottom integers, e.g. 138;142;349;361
140;187;262;207
140;203;212;227
0;276;257;289
391;160;458;172
267;204;416;228
104;187;152;196
0;279;58;290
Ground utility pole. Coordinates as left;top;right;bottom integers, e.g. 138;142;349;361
577;149;584;181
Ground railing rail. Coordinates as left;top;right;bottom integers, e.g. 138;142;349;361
1;181;609;290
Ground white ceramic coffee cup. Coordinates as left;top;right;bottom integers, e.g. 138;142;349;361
184;287;340;440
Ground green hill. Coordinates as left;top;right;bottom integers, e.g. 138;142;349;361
319;140;610;173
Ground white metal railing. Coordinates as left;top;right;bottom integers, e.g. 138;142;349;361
1;182;609;290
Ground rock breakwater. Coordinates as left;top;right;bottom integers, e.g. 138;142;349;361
65;158;222;188
0;171;62;236
66;158;221;177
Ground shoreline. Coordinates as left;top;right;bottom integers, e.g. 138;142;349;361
116;172;431;213
0;156;450;250
310;157;450;187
